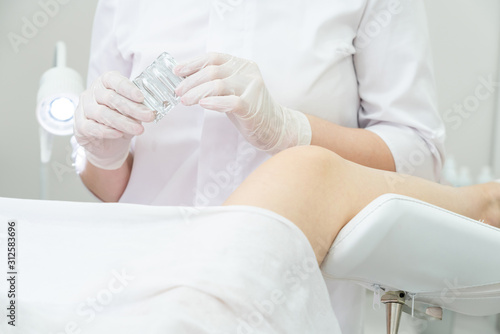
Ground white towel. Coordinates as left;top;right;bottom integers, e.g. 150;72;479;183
0;197;341;333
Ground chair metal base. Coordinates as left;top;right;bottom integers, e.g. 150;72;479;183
381;291;443;334
382;291;406;334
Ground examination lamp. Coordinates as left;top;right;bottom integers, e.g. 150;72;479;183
36;41;83;163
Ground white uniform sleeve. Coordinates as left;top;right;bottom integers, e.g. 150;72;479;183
86;0;132;86
354;0;446;182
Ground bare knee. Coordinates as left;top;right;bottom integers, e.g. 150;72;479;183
272;146;347;180
228;145;347;204
225;145;349;264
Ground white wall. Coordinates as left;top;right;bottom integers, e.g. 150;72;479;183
0;0;99;201
425;0;500;179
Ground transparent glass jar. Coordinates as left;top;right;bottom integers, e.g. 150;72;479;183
133;52;183;122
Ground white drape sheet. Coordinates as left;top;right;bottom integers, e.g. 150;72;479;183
0;197;341;333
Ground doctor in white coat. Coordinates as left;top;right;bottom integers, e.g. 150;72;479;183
73;0;446;332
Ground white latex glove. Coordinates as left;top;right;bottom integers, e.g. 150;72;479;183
174;53;312;154
74;71;155;170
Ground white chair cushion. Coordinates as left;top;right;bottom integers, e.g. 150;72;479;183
321;194;500;316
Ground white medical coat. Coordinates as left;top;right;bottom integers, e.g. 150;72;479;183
85;0;446;332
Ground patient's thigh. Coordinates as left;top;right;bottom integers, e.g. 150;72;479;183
224;146;352;263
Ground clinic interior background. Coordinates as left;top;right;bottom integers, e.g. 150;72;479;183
0;0;499;202
0;1;499;334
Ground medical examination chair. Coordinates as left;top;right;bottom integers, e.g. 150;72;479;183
0;194;499;333
322;194;500;333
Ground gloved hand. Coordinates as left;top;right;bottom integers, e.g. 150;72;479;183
174;53;312;154
74;71;155;170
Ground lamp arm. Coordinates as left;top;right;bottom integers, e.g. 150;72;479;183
54;41;67;68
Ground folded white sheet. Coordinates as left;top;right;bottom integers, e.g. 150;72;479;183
0;197;341;333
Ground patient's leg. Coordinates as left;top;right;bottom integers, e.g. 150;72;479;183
223;146;497;264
